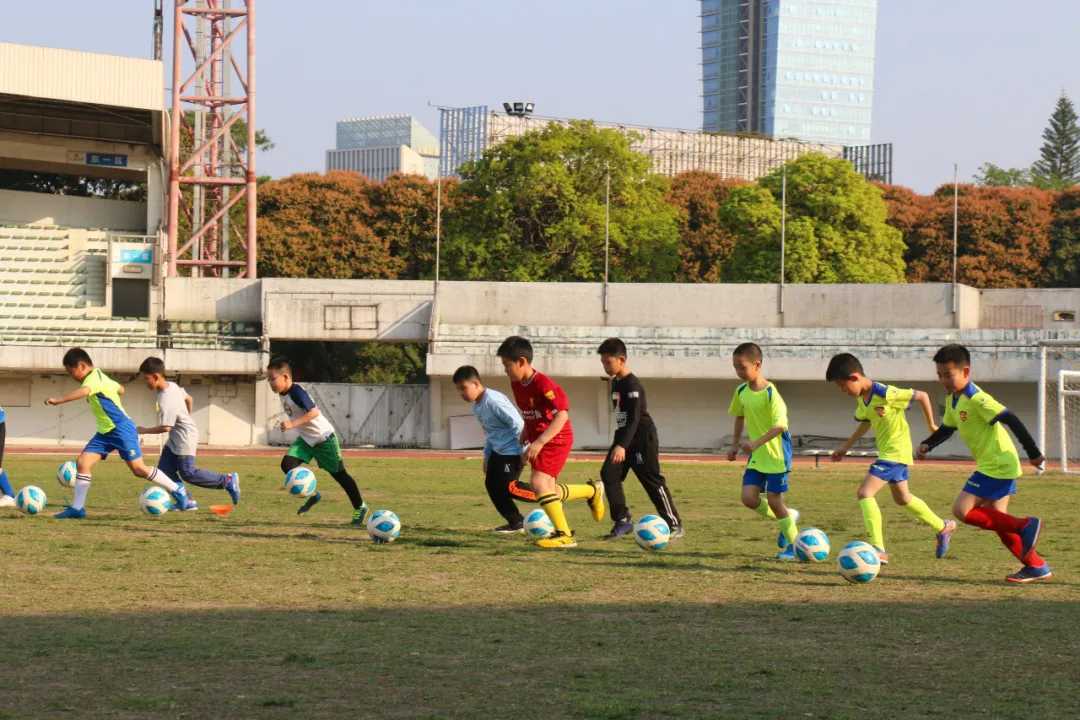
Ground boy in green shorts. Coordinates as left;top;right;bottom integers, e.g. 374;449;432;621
266;356;368;526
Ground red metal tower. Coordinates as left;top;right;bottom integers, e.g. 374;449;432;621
166;0;257;278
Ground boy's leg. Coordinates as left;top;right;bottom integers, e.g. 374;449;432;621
600;446;633;524
315;435;366;523
283;440;321;514
0;420;12;500
55;449;103;517
982;497;1048;568
128;456;196;510
740;481;773;519
533;468;576;546
767;489;798;547
630;429;682;530
890;481;947;532
857;473;887;551
955;488;1045;566
539;443;603;522
174;451;229;490
485;453;525;527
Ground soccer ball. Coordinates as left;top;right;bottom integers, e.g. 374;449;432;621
367;509;401;544
283;467;317;497
837;540;881;584
524;509;554;539
794;527;831;562
139;486;173;516
15;485;47;515
634;514;671;551
57;460;77;489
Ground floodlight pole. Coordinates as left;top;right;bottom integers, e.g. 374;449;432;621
603;163;610;321
952;163;959;317
779;165;786;316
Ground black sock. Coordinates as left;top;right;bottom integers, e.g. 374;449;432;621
330;468;363;509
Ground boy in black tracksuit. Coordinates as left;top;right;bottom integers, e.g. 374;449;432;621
598;338;683;539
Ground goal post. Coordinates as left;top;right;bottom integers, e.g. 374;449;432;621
1059;370;1080;473
1038;341;1080;473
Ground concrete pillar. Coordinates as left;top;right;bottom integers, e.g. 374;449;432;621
429;377;446;449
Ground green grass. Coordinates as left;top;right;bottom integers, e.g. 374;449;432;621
1;454;1078;719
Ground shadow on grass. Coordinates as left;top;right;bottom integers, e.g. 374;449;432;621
5;601;1080;720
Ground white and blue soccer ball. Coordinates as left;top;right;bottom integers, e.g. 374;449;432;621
367;509;402;544
139;486;173;516
795;527;831;562
15;485;47;515
57;460;77;489
634;514;671;551
837;540;881;584
524;509;554;539
283;467;317;497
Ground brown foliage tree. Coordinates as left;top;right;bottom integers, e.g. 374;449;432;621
666;171;746;282
367;173;457;280
256;171;402;279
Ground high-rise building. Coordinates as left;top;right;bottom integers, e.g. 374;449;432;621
701;0;877;145
325;114;439;182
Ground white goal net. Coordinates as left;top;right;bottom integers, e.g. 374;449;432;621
1038;344;1080;473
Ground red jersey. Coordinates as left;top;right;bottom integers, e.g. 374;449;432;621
511;371;573;447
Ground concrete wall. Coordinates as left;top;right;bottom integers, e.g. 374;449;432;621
261;279;433;341
0;188;146;230
164;278;262;322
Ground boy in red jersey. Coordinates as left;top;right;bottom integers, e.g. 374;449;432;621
497;336;604;548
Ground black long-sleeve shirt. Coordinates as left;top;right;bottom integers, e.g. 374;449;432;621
611;373;655;448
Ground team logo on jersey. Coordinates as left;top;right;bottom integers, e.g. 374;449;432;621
544;390;556;401
959;410;968;422
875;406;886;418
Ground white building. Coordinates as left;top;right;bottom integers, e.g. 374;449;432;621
325;115;439;182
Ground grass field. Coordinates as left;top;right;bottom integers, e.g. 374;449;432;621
1;453;1078;720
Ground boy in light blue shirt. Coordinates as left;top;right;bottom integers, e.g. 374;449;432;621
454;365;529;533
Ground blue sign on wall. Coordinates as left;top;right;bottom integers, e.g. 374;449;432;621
86;153;128;167
117;248;153;264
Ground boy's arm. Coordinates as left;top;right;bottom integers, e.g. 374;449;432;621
185;394;194;414
137;423;173;435
743;425;784;454
282;407;321;430
913;390;937;433
525;410;569;461
917;424;956;459
612;382;644;453
995;410;1045;468
45;387;91;406
727;416;744;461
832;421;871;461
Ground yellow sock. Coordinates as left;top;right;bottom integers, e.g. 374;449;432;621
754;499;777;520
777;514;798;546
902;495;946;533
539;493;572;535
558;482;595;502
859;497;885;549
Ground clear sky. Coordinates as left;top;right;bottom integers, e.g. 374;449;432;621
2;1;1078;193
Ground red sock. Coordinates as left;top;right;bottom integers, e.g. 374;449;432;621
996;531;1046;567
964;507;1027;533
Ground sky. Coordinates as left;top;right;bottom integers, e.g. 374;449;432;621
2;0;1078;193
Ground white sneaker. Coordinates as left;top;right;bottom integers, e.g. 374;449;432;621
0;495;15;508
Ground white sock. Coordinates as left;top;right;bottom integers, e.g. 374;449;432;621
148;467;179;493
73;475;91;510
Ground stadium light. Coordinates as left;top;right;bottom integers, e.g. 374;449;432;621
503;101;535;118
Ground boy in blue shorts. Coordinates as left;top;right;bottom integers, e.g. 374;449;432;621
726;342;801;560
826;353;956;564
45;348;196;518
917;344;1050;583
0;403;12;508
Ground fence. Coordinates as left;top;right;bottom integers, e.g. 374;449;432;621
269;383;430;448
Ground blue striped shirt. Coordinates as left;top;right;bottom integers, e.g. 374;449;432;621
472;388;525;460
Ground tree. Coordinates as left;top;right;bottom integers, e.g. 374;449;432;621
269;341;427;384
443;121;680;282
666;172;746;282
367;173;458;280
724;153;905;283
256;171;402;279
901;185;1053;288
973;162;1032;187
1031;93;1080;190
1048;187;1080;286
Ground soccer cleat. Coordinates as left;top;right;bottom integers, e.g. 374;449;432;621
351;502;370;527
776;543;797;561
536;531;578;549
1006;564;1053;584
492;521;524;534
873;546;890;565
604;518;634;539
587;479;606;522
170;487;198;512
297;491;322;515
0;495;15;508
224;473;241;505
669;524;686;541
53;506;86;520
935;519;957;558
777;508;799;548
1019;517;1043;563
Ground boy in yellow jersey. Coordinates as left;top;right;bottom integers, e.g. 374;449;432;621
45;348;195;518
826;353;957;564
726;342;801;560
918;344;1050;584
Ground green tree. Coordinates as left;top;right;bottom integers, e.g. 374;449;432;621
1031;93;1080;190
1048;187;1080;286
724;153;905;283
443;121;680;282
269;341;427;384
973;163;1032;187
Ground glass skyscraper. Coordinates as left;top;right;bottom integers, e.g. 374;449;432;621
701;0;877;145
